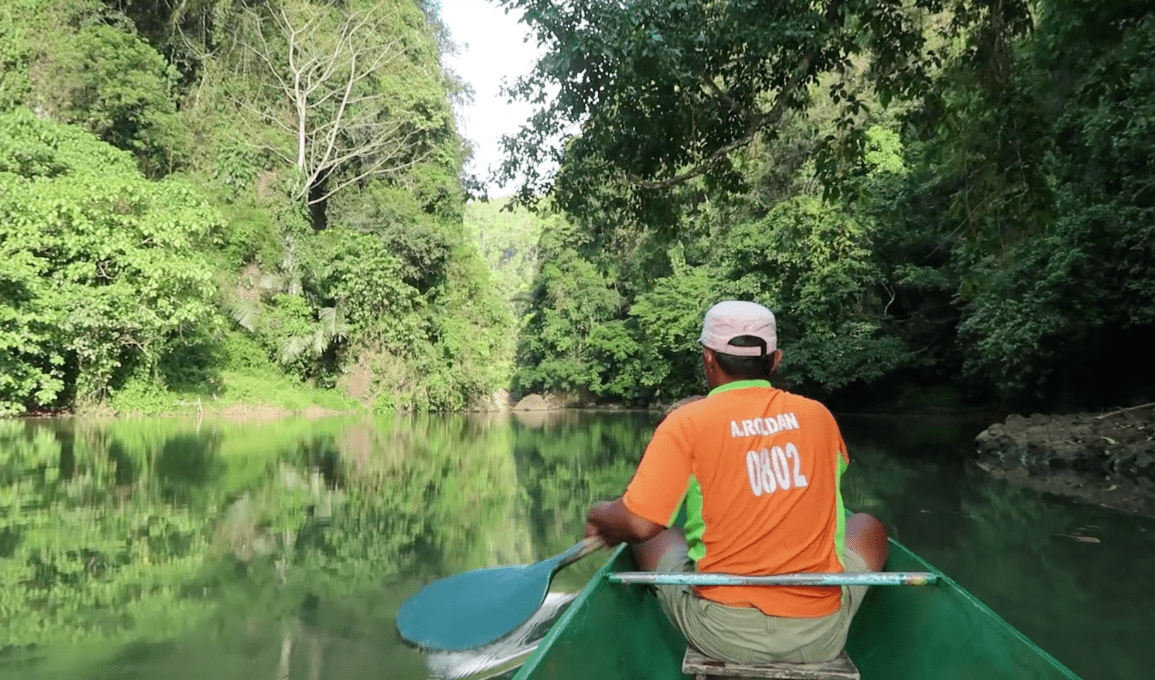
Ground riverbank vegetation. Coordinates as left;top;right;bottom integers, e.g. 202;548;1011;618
0;0;511;416
499;0;1155;412
1;0;1151;417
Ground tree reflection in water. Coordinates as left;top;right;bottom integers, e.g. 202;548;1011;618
0;413;1150;680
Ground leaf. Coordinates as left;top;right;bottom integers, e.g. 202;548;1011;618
280;335;310;364
229;300;261;332
318;306;339;333
310;327;327;358
259;272;286;292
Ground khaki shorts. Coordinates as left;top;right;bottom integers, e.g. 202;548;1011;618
654;548;870;664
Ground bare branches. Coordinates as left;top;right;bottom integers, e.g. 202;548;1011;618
231;1;429;206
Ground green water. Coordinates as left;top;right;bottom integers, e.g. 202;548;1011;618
0;412;1150;680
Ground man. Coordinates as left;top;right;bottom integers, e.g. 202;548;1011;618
584;300;888;664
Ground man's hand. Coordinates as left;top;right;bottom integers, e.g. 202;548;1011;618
585;500;615;544
585;497;663;546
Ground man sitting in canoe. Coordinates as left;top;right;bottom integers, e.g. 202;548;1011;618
584;300;889;664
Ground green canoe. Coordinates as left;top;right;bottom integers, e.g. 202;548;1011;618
510;538;1082;680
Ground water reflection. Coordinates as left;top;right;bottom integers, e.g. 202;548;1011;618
0;413;1150;680
425;592;576;680
0;413;642;680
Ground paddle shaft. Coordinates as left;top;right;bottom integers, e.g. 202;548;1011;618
607;571;937;587
558;536;606;569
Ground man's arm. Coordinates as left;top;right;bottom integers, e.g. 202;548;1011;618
585;497;664;546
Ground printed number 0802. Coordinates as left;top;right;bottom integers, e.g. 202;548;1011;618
745;442;808;496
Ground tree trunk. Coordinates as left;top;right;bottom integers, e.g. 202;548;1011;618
308;170;329;231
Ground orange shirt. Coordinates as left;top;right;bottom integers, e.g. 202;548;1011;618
623;380;849;618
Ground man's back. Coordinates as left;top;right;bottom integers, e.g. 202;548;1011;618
585;299;887;664
623;380;848;617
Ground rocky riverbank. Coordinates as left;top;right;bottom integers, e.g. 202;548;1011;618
975;405;1155;516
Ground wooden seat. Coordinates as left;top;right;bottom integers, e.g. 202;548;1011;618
682;646;861;680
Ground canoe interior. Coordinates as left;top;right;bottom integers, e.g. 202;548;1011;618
514;540;1081;680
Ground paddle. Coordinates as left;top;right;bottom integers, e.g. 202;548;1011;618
396;536;605;651
607;571;937;586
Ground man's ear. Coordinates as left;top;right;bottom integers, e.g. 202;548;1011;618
769;349;784;375
701;347;716;385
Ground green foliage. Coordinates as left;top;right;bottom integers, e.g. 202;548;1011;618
0;2;32;111
0;0;190;176
0;110;219;412
496;0;971;220
365;278;512;413
504;0;1155;408
463;198;550;316
514;225;623;396
107;369;182;415
0;0;519;416
595;266;717;400
221;223;512;409
861;126;907;178
41;23;186;175
513;185;911;401
718;197;910;391
199;0;463;220
328;181;456;290
20;0;1151;414
893;0;1155;399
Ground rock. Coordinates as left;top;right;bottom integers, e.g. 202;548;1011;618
1135;453;1155;473
974;405;1155;517
512;410;550;428
469;389;512;412
512;394;552;412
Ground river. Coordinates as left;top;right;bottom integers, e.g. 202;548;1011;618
0;412;1150;680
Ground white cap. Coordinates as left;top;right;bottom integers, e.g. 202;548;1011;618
698;301;777;357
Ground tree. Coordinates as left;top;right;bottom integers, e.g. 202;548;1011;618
0;110;219;411
717;196;910;391
226;0;448;226
496;0;1040;222
514;227;623;396
498;0;917;214
1;0;187;175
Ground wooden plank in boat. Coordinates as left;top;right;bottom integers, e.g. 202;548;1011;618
682;647;861;680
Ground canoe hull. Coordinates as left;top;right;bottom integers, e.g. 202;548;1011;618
514;539;1080;680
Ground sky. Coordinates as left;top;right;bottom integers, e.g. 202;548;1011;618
436;1;544;195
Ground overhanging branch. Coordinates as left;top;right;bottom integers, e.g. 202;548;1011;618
635;56;812;192
633;0;845;192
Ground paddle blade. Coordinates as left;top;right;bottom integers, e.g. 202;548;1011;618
396;564;551;651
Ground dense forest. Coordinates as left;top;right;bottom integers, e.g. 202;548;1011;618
500;0;1155;411
0;0;1152;416
0;0;512;416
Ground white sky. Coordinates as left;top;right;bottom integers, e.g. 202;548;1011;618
437;1;544;196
